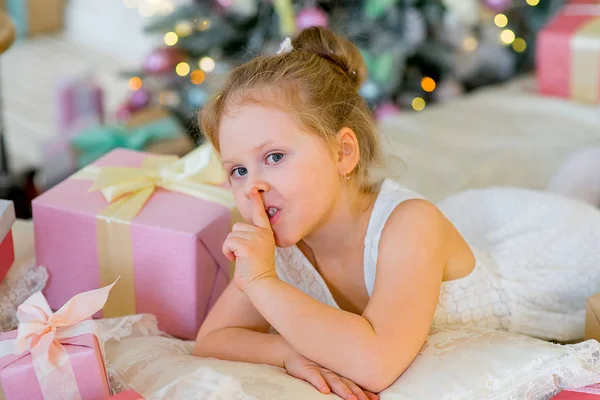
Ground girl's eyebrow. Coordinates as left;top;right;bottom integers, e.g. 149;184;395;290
221;140;279;165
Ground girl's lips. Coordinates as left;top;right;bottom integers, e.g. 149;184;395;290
268;208;281;225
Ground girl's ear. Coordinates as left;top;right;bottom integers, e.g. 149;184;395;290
336;127;360;178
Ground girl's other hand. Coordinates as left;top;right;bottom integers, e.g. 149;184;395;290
283;351;379;400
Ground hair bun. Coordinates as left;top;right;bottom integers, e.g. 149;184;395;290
292;27;367;91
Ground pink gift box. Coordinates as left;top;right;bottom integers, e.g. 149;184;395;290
0;200;16;283
0;331;110;400
32;148;232;340
536;6;600;103
108;390;145;399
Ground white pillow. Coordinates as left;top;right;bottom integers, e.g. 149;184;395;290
101;316;600;400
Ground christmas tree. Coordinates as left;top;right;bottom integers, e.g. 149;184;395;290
119;0;566;137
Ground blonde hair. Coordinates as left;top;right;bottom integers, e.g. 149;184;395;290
200;26;383;194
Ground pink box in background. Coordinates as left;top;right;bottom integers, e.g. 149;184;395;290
536;5;600;103
0;331;110;400
32;148;233;340
56;74;104;138
0;200;16;284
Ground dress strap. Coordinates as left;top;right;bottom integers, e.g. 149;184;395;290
363;179;425;296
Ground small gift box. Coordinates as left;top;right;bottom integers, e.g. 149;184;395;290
536;4;600;103
33;144;238;339
1;0;65;38
37;108;194;192
0;200;16;284
108;390;144;399
0;281;115;400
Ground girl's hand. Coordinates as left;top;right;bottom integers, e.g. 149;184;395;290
222;188;277;292
284;351;379;400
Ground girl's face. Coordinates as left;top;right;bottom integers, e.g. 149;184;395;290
219;104;342;247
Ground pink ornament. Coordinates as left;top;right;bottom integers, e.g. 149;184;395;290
296;7;328;31
129;88;152;110
143;47;187;75
374;101;401;121
482;0;512;12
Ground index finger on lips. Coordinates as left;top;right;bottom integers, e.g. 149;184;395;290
250;188;272;230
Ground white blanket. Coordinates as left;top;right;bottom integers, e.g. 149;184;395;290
379;77;600;201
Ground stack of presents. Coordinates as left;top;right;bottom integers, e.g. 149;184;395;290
0;137;239;398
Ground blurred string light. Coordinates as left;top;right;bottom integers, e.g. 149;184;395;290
164;31;178;46
176;21;193;37
462;36;478;52
123;0;174;17
128;77;143;91
526;0;540;6
494;14;508;28
123;0;140;9
176;62;191;76
159;91;180;106
191;70;206;84
156;1;175;15
412;97;426;111
199;57;216;72
197;19;211;31
138;2;156;17
421;77;436;93
500;29;516;45
512;38;527;52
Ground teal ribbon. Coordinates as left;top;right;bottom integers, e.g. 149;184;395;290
71;118;182;168
6;0;28;38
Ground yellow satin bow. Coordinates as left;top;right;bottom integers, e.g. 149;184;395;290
77;143;234;220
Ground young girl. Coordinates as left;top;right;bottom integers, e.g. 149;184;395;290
193;27;600;399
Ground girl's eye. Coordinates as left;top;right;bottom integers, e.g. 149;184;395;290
231;167;248;178
266;153;284;164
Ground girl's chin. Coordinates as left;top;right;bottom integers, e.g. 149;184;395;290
273;231;299;249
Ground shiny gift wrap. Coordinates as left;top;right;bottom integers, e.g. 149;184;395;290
32;145;237;339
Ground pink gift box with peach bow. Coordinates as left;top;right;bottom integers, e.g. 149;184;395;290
0;282;115;400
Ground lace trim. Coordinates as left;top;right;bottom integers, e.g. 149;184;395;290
106;363;136;396
275;247;337;308
486;340;600;399
0;257;48;332
97;314;163;345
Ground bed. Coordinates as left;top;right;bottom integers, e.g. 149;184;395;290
4;77;600;399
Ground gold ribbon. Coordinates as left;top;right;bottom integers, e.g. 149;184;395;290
570;17;600;103
71;144;236;317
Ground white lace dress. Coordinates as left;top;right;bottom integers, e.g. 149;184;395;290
275;179;600;342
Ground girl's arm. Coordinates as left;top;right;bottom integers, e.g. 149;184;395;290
244;199;454;393
193;280;292;368
194;277;381;400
